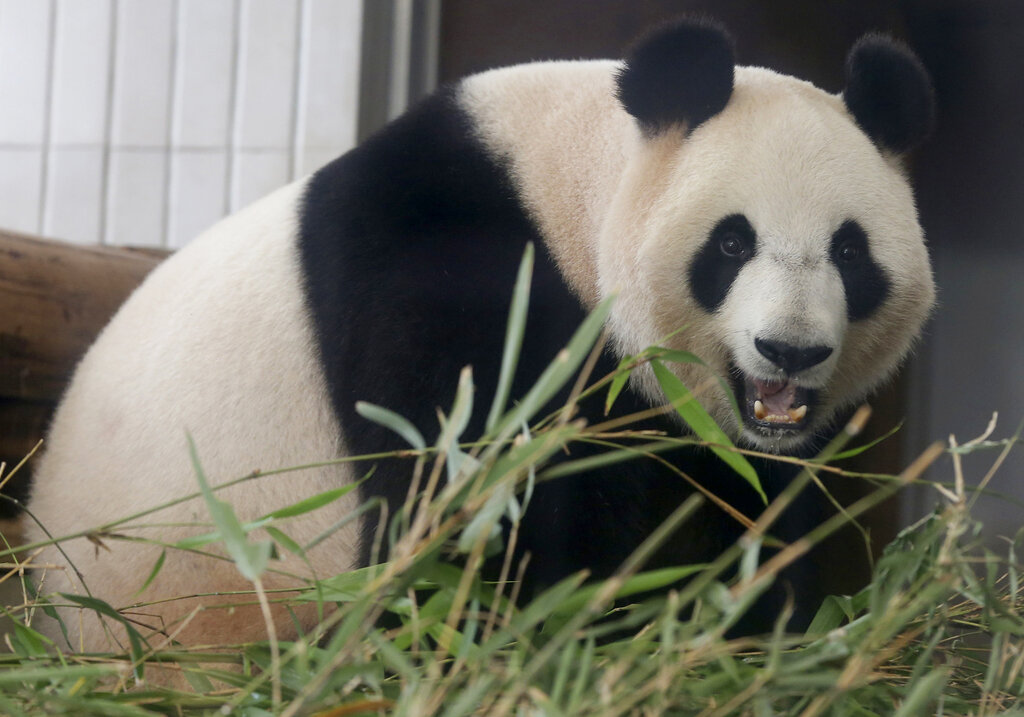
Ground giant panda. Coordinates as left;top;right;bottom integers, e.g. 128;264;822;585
24;18;935;653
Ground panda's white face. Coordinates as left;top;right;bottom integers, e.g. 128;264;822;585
600;67;935;450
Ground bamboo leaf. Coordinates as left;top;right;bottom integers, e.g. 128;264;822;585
827;421;903;462
262;482;362;520
59;594;148;672
457;482;512;554
650;359;765;503
894;667;948;717
133;549;166;596
655;347;743;426
9;620;51;658
543;565;706;634
264;526;303;557
355;401;426;451
486;242;534;433
492;295;615;440
604;354;635;415
188;435;272;581
442;367;475;448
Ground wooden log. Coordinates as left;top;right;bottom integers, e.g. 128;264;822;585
0;230;166;402
0;230;166;508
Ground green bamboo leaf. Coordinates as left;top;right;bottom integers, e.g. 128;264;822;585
894;667;948;717
805;595;852;635
439;367;476;484
175;518;270;550
177;480;365;551
827;421;903;462
189;435;271;581
486;242;534;433
604;353;635;415
456;597;481;660
59;593;147;669
493;295;615;440
262;482;362;520
655;347;743;427
539;439;682;482
544;564;706;634
478;422;581;496
133;549;166;596
457;482;512;553
355;401;426;451
264;526;303;557
550;637;578;706
650;359;766;503
0;664;121;684
9;620;51;658
567;636;596;711
367;629;420;684
477;572;588;659
442;676;499;717
312;565;385;603
437;366;474;456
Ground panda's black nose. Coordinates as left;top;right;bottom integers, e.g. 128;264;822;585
754;338;834;374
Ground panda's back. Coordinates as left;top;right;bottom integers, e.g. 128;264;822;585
25;180;363;648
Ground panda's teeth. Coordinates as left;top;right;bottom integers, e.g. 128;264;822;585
753;401;807;423
754;400;767;420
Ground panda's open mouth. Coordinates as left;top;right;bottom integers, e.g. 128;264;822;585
734;372;817;433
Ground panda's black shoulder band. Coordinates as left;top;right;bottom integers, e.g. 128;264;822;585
615;17;735;135
843;34;935;154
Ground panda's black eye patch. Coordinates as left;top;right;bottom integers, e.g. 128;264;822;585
830;220;890;321
689;214;756;312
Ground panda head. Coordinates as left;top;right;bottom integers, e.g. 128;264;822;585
600;18;936;451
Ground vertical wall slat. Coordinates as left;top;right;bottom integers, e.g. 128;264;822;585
226;0;246;214
236;0;300;149
44;149;105;245
105;0;175;246
289;0;310;181
173;0;237;148
35;0;58;233
159;0;181;246
234;152;290;209
230;0;299;210
170;151;229;247
0;0;53;234
0;149;43;234
168;0;235;248
109;0;175;147
48;0;114;146
301;0;361;175
0;0;52;144
96;0;118;246
106;152;168;247
44;0;113;243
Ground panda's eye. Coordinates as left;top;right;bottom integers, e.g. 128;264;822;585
836;241;861;263
719;233;749;259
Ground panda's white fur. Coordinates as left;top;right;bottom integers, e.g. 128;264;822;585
26;182;361;651
24;21;935;653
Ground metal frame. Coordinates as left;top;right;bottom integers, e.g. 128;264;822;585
358;0;441;142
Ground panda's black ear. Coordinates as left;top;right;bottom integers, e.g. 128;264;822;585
843;34;935;154
616;18;735;135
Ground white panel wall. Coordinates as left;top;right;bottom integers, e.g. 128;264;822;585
0;0;362;248
45;0;112;244
0;0;53;234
